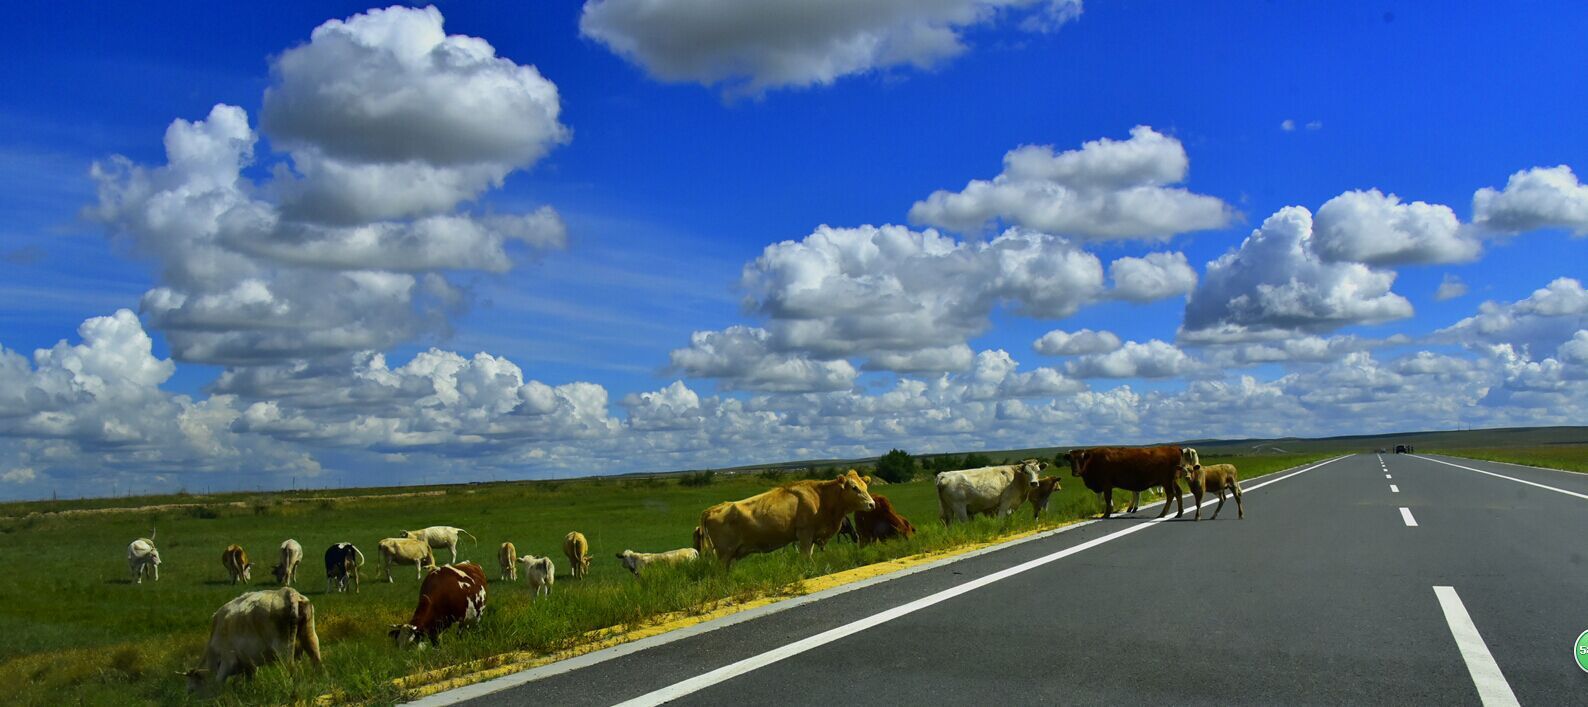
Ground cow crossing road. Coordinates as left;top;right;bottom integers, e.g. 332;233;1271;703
429;453;1586;706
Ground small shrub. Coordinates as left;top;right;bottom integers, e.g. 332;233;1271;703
678;471;716;487
186;505;220;520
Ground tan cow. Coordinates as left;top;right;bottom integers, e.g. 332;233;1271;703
1182;462;1244;520
498;542;518;581
378;537;436;582
518;555;555;597
1028;476;1064;519
222;544;253;585
563;531;590;580
183;587;320;692
698;470;875;569
127;532;160;584
615;548;698;576
272;539;303;586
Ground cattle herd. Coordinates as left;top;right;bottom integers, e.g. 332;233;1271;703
132;445;1236;692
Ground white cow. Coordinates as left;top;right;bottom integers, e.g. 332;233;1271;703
935;459;1048;525
400;526;479;563
615;548;698;576
127;533;160;584
272;539;303;586
184;587;321;692
518;555;555;597
378;537;436;581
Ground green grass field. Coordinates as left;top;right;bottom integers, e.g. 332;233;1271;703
0;453;1329;705
1433;445;1588;473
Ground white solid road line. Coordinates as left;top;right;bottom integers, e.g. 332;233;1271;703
1433;586;1521;707
1412;455;1588;501
1390;484;1399;493
609;457;1347;707
1400;507;1418;527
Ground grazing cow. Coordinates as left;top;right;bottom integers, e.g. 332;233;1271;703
853;494;915;545
127;532;160;584
1065;446;1185;519
837;516;860;543
222;544;253;585
324;543;364;593
498;542;518;582
378;537;436;582
184;587;320;691
1028;477;1063;519
1183;462;1244;521
563;531;590;580
389;562;487;647
698;470;876;569
399;526;479;564
615;548;699;576
272;539;303;586
935;459;1047;525
518;555;555;597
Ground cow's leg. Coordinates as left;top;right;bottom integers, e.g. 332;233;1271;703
1211;488;1226;520
1101;488;1114;518
450;543;459;564
1126;491;1140;513
797;530;816;559
384;557;394;583
1193;482;1205;521
1158;479;1180;518
1232;483;1244;519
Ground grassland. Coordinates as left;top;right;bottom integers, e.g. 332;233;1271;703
0;452;1330;705
1432;445;1588;473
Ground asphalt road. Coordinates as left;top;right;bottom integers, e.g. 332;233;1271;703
430;453;1588;706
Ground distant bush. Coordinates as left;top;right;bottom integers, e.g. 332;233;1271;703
186;505;220;520
678;470;717;487
756;467;784;481
874;449;915;484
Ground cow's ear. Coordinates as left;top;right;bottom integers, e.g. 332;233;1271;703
1038;461;1049;470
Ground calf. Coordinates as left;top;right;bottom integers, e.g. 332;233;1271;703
498;542;518;581
616;548;698;576
324;543;364;593
518;555;555;598
184;587;320;692
1028;477;1063;519
399;526;478;564
222;544;253;585
1183;462;1244;520
378;537;436;582
272;539;303;586
127;532;160;584
564;531;590;580
390;562;488;648
853;494;915;545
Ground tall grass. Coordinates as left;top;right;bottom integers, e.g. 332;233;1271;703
0;453;1327;705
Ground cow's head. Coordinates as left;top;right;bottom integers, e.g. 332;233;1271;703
1063;450;1090;477
272;563;288;583
149;549;161;565
399;530;419;540
240;562;253;581
181;668;210;693
1030;477;1062;518
1016;459;1047;488
839;470;875;512
388;623;426;649
1180;448;1201;472
615;550;640;574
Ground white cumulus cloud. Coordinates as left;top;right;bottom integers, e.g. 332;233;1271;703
1032;328;1121;356
1472;165;1588;236
1312;188;1478;265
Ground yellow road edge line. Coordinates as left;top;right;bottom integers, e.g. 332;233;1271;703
312;518;1077;705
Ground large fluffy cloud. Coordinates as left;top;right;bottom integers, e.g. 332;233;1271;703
579;0;1082;96
88;6;568;365
1436;277;1588;356
1311;189;1477;265
1107;251;1198;302
1066;339;1197;379
1032;328;1121;356
1181;206;1414;343
715;223;1105;373
1472;165;1588;236
909;126;1233;240
668;326;858;392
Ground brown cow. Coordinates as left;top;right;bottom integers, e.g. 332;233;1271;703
1028;476;1063;519
222;544;253;585
1065;446;1185;519
699;470;875;569
390;562;488;647
853;494;915;545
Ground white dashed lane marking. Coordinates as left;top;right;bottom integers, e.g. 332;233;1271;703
1400;507;1418;527
1390;485;1399;493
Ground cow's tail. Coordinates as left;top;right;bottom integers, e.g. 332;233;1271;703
149;527;157;542
352;544;366;567
460;529;479;546
293;592;323;665
694;512;716;557
934;474;952;525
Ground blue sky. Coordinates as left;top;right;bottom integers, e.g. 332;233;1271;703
1;2;1585;499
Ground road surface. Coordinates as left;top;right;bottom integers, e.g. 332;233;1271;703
422;453;1587;706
